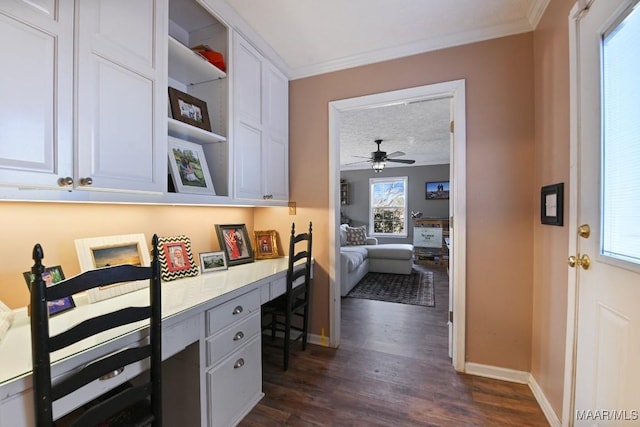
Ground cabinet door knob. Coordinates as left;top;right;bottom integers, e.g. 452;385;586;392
79;177;93;186
233;331;244;341
233;358;245;369
57;177;73;187
232;305;243;315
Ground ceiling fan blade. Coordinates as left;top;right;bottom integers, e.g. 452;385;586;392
386;158;416;164
344;159;371;165
386;151;406;158
350;155;372;159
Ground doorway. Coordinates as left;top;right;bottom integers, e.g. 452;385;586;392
327;80;467;370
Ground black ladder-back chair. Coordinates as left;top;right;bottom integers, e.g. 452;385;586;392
262;222;313;370
30;235;162;427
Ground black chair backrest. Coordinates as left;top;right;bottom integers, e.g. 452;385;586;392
30;235;162;427
286;222;312;295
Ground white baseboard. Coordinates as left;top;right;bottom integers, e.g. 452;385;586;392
465;362;561;427
307;332;330;347
528;375;561;427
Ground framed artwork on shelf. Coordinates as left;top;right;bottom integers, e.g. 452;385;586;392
215;224;254;266
254;230;280;259
75;233;151;303
168;136;216;195
541;183;564;226
157;235;199;281
199;251;228;273
23;265;75;316
168;87;212;131
425;181;450;200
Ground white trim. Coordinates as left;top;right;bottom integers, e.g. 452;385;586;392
464;362;530;384
328;80;467;372
529;375;562;427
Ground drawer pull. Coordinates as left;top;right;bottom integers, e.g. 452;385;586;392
99;367;124;380
233;331;244;341
234;358;245;369
232;305;243;315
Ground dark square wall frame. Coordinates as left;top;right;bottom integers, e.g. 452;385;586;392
541;183;564;226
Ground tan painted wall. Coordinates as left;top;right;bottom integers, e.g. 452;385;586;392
531;0;574;418
284;33;536;371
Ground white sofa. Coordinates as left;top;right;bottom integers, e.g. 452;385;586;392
339;225;414;296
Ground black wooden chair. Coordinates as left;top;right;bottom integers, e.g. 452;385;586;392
262;222;313;371
30;235;162;427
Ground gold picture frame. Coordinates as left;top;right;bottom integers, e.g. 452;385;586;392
254;230;280;259
74;234;151;303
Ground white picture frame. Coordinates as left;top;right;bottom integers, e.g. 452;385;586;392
199;251;228;273
75;234;151;303
168;136;216;195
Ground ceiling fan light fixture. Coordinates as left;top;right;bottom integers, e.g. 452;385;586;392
372;160;385;173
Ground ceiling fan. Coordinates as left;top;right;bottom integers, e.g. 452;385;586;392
348;139;416;172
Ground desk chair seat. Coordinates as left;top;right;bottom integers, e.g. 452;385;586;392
29;235;162;427
262;222;312;371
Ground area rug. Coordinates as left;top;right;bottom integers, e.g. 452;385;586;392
346;269;435;307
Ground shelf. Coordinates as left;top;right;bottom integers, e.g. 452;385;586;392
168;118;226;144
168;36;226;85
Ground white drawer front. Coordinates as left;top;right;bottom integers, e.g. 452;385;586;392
163;314;201;360
206;312;260;368
205;289;260;337
206;336;262;427
270;276;287;300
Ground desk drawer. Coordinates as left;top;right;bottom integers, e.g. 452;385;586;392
205;289;260;337
163;314;201;360
206;336;262;427
206;312;259;367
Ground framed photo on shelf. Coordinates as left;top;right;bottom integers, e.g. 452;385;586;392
168;87;212;131
157;235;199;281
23;265;75;316
425;181;450;200
75;233;151;303
254;230;280;259
199;251;228;273
541;183;564;226
168;136;216;195
215;224;254;266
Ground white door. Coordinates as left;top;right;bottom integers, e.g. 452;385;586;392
571;0;640;424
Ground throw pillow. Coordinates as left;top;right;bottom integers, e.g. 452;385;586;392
339;224;349;246
345;226;367;246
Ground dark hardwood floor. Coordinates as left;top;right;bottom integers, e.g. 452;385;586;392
241;265;549;426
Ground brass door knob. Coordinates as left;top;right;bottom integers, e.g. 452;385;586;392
79;177;93;186
568;254;591;270
57;177;73;187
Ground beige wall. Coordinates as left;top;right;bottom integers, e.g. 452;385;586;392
532;0;574;418
286;33;536;371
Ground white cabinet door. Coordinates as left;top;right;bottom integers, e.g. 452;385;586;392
233;33;288;202
0;1;73;189
262;64;288;201
75;0;166;193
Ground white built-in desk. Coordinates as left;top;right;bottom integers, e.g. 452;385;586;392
0;258;305;426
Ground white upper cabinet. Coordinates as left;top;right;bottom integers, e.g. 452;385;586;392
233;33;288;203
0;1;73;189
76;0;167;193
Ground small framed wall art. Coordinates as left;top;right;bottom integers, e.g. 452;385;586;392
541;183;564;226
254;230;280;259
199;251;228;273
75;233;151;303
157;235;199;281
425;181;450;200
215;224;254;266
168;136;216;196
23;265;75;316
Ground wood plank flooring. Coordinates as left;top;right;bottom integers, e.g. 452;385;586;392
241;266;549;426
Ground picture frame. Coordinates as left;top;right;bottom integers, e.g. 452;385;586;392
425;181;450;200
157;235;200;281
168;87;212;131
541;183;564;226
168;136;216;195
254;230;280;259
214;224;254;266
23;266;75;316
199;251;228;273
75;234;151;303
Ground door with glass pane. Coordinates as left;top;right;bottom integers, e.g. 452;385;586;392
573;0;640;424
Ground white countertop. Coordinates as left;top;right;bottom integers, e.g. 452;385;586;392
0;257;291;390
